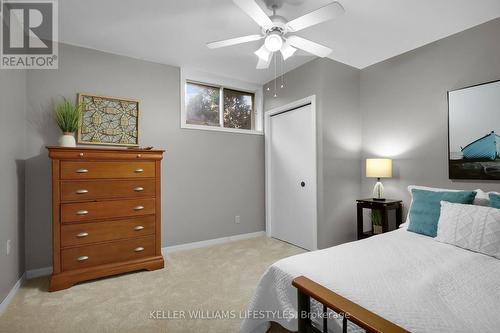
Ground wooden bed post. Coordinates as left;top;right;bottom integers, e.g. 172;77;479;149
297;288;311;333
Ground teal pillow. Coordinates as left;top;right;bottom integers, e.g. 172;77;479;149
490;193;500;209
407;189;476;237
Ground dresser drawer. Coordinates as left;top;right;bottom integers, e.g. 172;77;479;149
49;149;163;161
61;216;155;247
61;198;155;223
61;180;155;201
61;236;155;271
60;161;155;180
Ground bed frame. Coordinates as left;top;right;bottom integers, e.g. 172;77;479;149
292;276;410;333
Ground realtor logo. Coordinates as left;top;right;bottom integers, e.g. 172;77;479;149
1;0;58;69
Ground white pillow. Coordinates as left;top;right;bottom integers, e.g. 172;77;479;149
474;189;491;206
435;201;500;259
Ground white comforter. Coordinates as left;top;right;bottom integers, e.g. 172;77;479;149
240;229;500;333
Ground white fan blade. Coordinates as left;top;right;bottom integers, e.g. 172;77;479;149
207;34;263;49
287;36;332;57
233;0;273;29
286;2;344;32
256;53;273;69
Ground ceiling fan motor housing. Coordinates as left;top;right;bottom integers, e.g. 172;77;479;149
262;15;288;35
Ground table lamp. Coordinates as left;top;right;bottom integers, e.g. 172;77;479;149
366;158;392;201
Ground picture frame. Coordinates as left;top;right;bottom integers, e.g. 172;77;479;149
77;93;140;146
448;79;500;180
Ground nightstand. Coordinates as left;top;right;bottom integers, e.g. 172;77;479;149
356;199;403;240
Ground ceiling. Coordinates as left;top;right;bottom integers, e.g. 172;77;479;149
59;0;500;84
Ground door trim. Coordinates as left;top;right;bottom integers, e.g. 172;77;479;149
264;95;318;251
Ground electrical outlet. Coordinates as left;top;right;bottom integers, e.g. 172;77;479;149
6;240;11;255
235;216;241;224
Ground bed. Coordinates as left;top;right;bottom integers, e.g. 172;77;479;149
240;228;500;333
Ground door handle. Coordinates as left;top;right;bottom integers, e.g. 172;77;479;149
300;181;306;187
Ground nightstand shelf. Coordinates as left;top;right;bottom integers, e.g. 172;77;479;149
356;199;403;240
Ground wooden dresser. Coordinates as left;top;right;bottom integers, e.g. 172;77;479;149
47;147;165;291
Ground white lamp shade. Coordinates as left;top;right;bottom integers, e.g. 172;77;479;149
366;158;392;178
254;45;271;62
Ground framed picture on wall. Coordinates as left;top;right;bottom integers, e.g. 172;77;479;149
448;80;500;180
78;93;140;146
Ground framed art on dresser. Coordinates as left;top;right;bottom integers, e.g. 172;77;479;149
78;93;140;147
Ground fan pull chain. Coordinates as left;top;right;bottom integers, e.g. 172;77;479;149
273;53;277;98
280;52;285;89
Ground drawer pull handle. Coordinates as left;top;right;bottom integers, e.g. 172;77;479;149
134;225;145;231
134;247;145;252
77;256;89;261
76;232;89;238
76;189;89;194
76;210;89;215
134;168;144;173
76;169;89;173
134;187;144;192
134;205;144;211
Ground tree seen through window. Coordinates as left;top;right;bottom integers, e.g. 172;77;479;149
185;82;254;130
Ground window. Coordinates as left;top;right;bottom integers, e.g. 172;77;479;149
186;82;220;127
181;70;263;135
223;88;254;130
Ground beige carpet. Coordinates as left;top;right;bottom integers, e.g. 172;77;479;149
0;236;304;333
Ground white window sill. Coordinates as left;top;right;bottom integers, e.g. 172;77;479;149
181;124;263;136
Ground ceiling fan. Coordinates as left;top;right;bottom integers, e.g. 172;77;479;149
207;0;345;69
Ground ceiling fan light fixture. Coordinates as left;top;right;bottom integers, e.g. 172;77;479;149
280;42;297;60
264;32;283;52
254;44;271;61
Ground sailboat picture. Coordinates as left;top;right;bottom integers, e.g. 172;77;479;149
448;80;500;180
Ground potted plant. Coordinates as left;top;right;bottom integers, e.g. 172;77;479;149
371;210;383;234
54;98;81;147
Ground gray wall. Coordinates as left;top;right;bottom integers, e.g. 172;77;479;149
25;43;265;270
8;15;500;281
0;70;26;302
360;17;500;213
264;58;361;249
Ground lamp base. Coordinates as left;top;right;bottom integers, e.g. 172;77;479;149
372;180;385;200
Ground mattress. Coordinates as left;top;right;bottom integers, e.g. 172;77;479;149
240;229;500;333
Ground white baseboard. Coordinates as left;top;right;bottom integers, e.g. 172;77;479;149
0;273;25;315
162;231;266;255
26;266;52;279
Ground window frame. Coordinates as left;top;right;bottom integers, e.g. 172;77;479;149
180;69;263;135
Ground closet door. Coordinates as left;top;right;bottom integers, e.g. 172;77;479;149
268;104;316;250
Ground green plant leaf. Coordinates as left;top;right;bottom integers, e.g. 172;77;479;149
54;98;81;133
